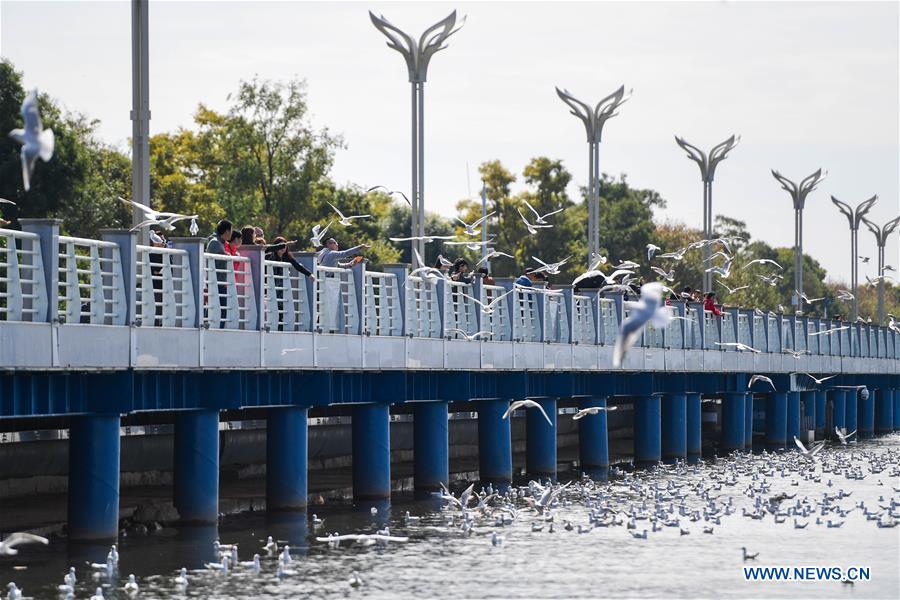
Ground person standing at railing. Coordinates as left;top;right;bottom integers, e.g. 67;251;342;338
254;226;266;245
317;237;370;269
148;230;168;326
206;219;233;328
225;230;242;256
515;268;541;287
266;237;315;331
240;226;256;245
450;258;473;284
475;267;494;285
704;291;722;316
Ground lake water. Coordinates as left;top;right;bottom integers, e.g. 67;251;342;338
3;435;899;599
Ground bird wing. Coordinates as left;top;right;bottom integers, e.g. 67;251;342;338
501;401;522;420
523;200;541;221
613;310;648;367
2;532;49;550
793;436;809;453
470;211;495;227
541;207;564;219
534;402;553;426
326;201;345;220
21;151;35;192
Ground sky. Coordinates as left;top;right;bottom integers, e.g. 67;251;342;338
1;0;897;282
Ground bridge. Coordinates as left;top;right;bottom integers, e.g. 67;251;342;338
1;220;898;540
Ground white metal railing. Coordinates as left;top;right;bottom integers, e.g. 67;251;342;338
314;266;357;334
704;311;720;349
794;319;807;353
685;307;701;349
0;229;47;322
443;280;479;339
135;245;195;328
737;314;751;348
752;315;766;352
405;275;441;338
543;292;569;343
511;286;541;342
665;304;684;349
264;260;311;332
571;294;595;344
781;318;793;350
806;320;820;354
481;284;511;341
599;298;619;345
720;312;736;347
58;236;126;325
204;253;256;330
364;271;402;336
767;316;781;353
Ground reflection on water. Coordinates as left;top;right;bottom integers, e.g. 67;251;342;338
3;436;899;599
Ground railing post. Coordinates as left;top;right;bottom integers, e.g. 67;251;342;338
19;218;61;323
351;260;365;335
472;274;484;333
435;276;447;337
237;245;265;330
581;289;602;345
384;264;410;336
169;238;205;328
559;284;574;344
99;229;136;326
294;252;317;331
689;301;704;349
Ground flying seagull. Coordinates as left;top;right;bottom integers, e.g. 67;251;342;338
834;427;857;445
390;234;456;243
327;202;370;226
310;221;333;247
0;532;49;556
456;212;495;236
8;89;55;192
718;281;749;294
517;207;553;235
809;326;849;337
715;342;761;353
748;375;775;391
366;185;411;206
572;405;618;420
646;243;661;261
446;328;493;341
476;250;515;266
523;199;564;224
799;373;837;386
613;282;674;367
744;258;783;270
501;399;552;426
793;436;825;459
532;255;571;275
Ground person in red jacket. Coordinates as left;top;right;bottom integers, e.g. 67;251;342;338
704;291;722;316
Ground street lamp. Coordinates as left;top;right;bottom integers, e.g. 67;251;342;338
674;135;740;292
370;10;465;266
556;86;631;267
831;195;878;320
771;168;827;311
862;215;900;323
131;0;150;243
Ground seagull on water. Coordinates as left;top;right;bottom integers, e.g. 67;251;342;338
572;405;618;420
124;574;139;595
502;399;553;426
90;587;105;600
8;89;55;192
741;547;759;560
613;282;674;367
174;567;188;587
0;532;48;556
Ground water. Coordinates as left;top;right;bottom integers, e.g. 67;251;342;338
3;436;899;599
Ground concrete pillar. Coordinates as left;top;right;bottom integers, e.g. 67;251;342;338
787;391;801;443
266;406;308;510
577;396;609;479
526;398;557;480
845;390;858;437
68;414;121;540
721;392;745;453
633;395;661;465
174;409;220;523
893;390;900;431
801;391;816;442
857;388;874;439
815;391;827;438
830;389;846;432
686;393;702;460
765;392;787;450
477;399;512;485
874;388;893;435
744;393;754;450
661;393;687;462
413;401;449;493
351;403;391;500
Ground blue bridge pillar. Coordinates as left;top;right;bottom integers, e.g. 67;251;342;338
633;395;661;465
661;393;687;463
744;393;754;450
720;392;745;453
857;388;874;440
845;390;858;437
801;391;816;441
893;389;900;431
814;391;826;438
765;392;787;450
174;409;220;523
830;389;846;433
526;398;557;480
787;391;801;443
266;406;308;511
477;399;512;485
686;393;702;460
351;403;391;500
413;401;449;493
577;397;609;479
874;388;893;435
68;414;121;541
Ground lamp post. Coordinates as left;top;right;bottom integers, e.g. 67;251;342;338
556;86;631;267
862;215;900;323
771;169;827;311
674;135;740;292
131;0;150;243
370;11;465;265
831;195;878;321
480;181;489;269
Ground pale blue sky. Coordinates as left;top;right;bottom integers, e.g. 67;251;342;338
1;1;897;282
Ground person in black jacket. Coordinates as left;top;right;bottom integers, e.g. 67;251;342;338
266;237;314;331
